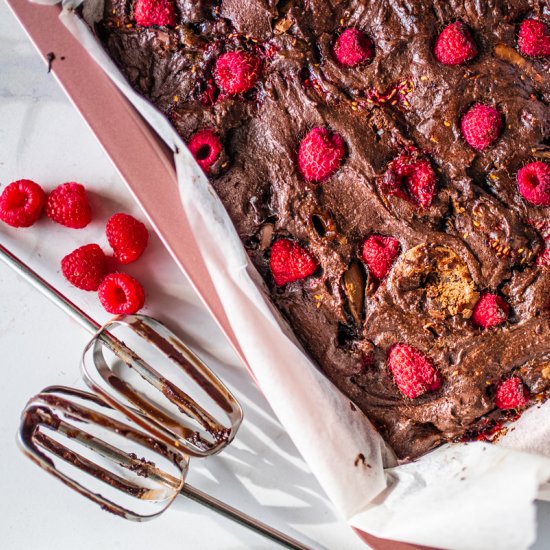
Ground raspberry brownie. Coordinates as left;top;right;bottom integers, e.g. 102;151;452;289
90;0;550;459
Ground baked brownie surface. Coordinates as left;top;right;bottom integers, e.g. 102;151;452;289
94;0;550;459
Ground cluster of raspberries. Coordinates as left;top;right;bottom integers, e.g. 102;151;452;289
179;18;549;207
132;0;549;61
0;179;149;315
269;236;516;402
133;4;548;410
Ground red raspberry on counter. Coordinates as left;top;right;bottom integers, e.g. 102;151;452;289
494;377;530;410
518;19;550;59
433;21;478;66
0;179;45;228
298;127;346;183
61;244;107;291
187;129;223;174
517;161;550;206
387;344;442;399
214;51;262;95
98;273;145;315
134;0;176;27
460;104;503;151
361;235;400;280
383;149;437;208
472;293;510;329
106;213;149;264
269;238;318;286
332;28;374;67
46;182;92;229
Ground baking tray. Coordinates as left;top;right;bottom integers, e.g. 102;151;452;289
6;1;423;548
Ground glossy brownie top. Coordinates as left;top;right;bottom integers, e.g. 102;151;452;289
93;0;550;459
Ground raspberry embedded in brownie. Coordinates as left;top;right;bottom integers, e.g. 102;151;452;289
93;0;550;460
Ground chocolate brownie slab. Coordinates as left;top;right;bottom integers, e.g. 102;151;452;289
92;0;550;459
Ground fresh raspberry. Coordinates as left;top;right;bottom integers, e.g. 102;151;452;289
0;179;45;227
46;182;92;229
517;161;550;206
379;169;403;195
401;160;437;208
433;21;478;66
383;149;437;208
332;28;374;67
61;244;107;291
494;377;530;410
528;218;550;238
361;235;400;280
199;80;218;106
537;248;550;268
106;213;149;264
518;19;550;59
269;238;318;286
134;0;176;27
460;104;503;151
214;51;262;95
98;273;145;315
472;293;510;329
528;218;550;267
187;129;223;174
387;344;442;399
297;127;346;183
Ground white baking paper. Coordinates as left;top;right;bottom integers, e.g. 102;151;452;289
40;2;550;547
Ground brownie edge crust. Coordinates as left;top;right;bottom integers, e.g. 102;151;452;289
93;0;550;460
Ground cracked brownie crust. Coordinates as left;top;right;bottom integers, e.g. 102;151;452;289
92;0;550;459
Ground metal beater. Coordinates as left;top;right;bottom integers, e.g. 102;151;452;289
0;243;311;550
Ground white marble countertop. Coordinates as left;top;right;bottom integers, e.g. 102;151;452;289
0;4;548;549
